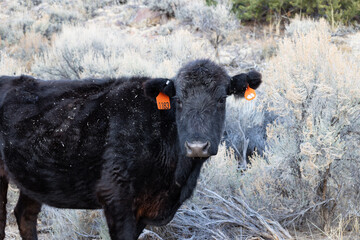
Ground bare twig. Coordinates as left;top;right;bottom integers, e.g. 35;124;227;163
139;229;164;240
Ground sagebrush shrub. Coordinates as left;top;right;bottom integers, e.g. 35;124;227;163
141;0;178;17
175;0;238;34
348;32;360;62
45;6;83;37
141;0;239;59
32;25;214;79
175;0;238;58
80;0;123;18
0;16;34;47
8;31;49;71
240;18;360;230
285;15;330;37
0;51;23;75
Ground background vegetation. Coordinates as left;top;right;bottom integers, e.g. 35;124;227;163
231;0;360;27
1;0;360;239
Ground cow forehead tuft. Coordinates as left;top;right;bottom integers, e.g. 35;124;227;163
175;59;230;91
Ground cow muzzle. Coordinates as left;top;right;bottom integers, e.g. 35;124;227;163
185;141;211;158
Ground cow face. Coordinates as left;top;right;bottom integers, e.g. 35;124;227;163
144;59;262;159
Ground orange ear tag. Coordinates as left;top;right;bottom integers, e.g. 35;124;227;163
244;86;256;101
156;92;171;110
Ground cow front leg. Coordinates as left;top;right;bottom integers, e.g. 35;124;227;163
135;222;146;239
103;200;137;240
98;182;137;240
14;192;42;240
0;174;8;240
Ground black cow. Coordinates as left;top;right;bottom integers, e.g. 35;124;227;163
0;59;262;240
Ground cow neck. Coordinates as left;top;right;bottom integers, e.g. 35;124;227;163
156;108;178;168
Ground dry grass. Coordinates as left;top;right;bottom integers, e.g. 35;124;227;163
40;208;106;240
146;145;292;240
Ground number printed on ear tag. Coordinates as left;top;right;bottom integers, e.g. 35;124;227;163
245;86;256;101
156;92;171;110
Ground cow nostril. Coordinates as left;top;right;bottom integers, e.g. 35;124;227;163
203;141;210;152
185;141;211;158
185;141;193;156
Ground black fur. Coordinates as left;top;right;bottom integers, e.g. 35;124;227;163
228;70;262;96
0;59;262;240
143;78;175;100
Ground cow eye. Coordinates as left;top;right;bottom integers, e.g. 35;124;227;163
218;96;226;104
176;98;183;109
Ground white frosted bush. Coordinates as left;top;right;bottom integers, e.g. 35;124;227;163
285;16;330;37
140;0;239;59
241;18;360;230
348;32;360;62
0;52;23;75
175;0;238;35
175;0;238;58
32;25;214;79
141;0;178;16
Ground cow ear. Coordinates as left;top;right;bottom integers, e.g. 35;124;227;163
228;70;262;97
143;78;176;100
246;70;262;89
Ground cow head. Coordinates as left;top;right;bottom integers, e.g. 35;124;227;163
144;59;262;159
